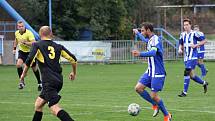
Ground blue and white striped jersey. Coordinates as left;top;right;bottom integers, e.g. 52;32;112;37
196;31;205;54
146;35;166;77
179;30;205;61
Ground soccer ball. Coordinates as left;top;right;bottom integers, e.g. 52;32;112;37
127;103;141;116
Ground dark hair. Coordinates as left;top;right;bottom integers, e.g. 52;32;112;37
194;24;199;28
142;22;154;32
183;18;192;25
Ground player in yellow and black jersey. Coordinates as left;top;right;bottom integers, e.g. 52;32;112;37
20;26;77;121
13;20;42;90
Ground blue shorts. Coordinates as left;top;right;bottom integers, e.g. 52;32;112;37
138;73;165;92
197;53;204;59
184;59;197;69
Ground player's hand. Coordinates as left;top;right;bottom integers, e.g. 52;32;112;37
190;44;198;48
12;50;16;54
69;72;76;81
132;50;140;57
133;29;139;34
178;48;183;54
20;40;27;45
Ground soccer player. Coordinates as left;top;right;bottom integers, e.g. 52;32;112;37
194;25;208;78
20;26;77;121
132;23;172;121
13;20;42;90
178;19;209;97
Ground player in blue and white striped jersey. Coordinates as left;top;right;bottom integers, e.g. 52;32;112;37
133;23;171;121
178;19;208;97
194;25;208;78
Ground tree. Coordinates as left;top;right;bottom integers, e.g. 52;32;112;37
77;0;132;40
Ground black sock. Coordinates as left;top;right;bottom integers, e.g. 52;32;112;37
57;110;74;121
32;111;43;121
34;70;42;84
17;67;23;78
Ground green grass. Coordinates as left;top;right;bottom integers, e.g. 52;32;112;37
205;34;215;41
0;62;215;121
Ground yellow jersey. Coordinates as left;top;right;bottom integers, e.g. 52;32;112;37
15;29;35;52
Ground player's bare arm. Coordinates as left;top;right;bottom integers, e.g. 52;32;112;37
69;63;77;80
20;64;29;81
178;44;183;54
190;39;207;49
20;40;35;46
13;39;18;54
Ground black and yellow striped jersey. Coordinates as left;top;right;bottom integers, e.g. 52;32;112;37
25;40;77;83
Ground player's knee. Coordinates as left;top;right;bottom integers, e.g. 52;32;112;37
198;59;203;64
184;68;191;76
151;95;156;101
35;102;43;112
50;109;57;116
135;86;144;93
16;64;22;68
152;96;160;102
150;93;159;102
50;105;62;116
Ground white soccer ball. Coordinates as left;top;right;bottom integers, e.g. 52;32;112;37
128;103;141;116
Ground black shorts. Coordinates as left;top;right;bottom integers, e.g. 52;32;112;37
39;81;63;107
18;50;36;67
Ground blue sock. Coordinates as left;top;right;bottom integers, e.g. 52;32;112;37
184;76;190;93
139;90;156;106
192;75;204;84
198;64;207;76
157;99;169;116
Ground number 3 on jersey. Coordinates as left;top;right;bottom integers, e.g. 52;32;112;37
48;46;55;59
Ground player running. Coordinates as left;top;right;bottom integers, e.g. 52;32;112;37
178;19;209;97
13;20;42;90
20;26;77;121
132;23;172;121
193;25;208;78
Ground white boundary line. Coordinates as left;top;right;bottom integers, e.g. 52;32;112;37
0;101;215;114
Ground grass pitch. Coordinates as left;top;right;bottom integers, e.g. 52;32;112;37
0;61;214;121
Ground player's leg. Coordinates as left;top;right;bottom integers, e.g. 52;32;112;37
197;58;207;78
32;97;46;121
151;77;171;121
179;60;197;97
50;104;74;121
16;58;23;78
178;68;191;97
151;92;171;121
48;95;75;121
17;51;29;89
31;64;42;91
190;69;208;93
16;58;25;89
190;59;209;93
46;82;75;121
135;73;158;117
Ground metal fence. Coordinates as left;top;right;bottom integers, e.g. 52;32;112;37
204;41;215;60
154;5;215;35
0;35;3;64
0;35;3;56
0;22;16;40
2;39;215;65
107;39;177;63
1;21;213;64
